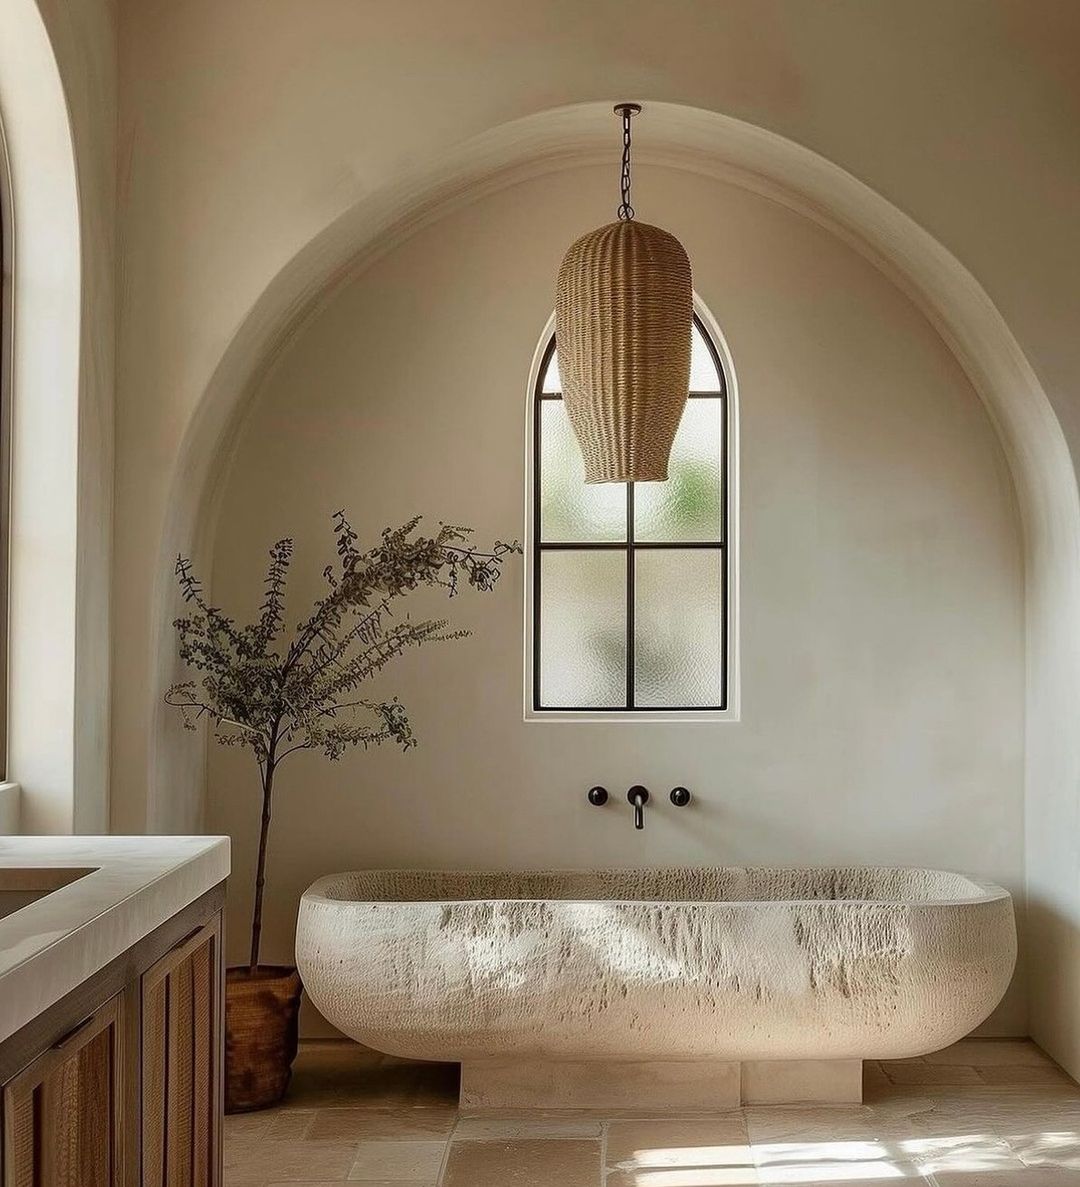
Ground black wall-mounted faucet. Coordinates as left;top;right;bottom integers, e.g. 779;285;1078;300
586;784;690;828
627;785;649;830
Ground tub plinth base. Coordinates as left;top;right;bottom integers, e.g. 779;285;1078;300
742;1058;863;1105
460;1057;863;1111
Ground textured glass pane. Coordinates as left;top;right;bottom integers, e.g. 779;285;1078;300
539;550;626;707
634;549;722;707
634;399;722;542
690;322;722;391
542;348;561;392
540;400;626;542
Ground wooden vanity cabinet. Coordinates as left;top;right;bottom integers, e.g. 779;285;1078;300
1;994;126;1187
0;885;225;1187
141;920;221;1187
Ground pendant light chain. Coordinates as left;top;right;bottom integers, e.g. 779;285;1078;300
616;103;637;221
556;99;693;484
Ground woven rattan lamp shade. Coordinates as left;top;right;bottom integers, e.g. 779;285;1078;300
555;218;693;484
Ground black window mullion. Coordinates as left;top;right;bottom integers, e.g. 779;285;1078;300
538;541;722;550
533;319;728;713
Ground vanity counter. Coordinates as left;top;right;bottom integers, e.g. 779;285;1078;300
0;834;229;1044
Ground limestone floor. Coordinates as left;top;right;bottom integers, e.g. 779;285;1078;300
225;1039;1080;1185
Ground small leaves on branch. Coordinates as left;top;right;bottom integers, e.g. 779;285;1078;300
165;510;519;970
164;511;521;768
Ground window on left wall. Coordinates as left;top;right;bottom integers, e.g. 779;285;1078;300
0;190;10;775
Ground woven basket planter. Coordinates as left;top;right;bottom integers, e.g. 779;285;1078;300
225;965;302;1112
555;218;693;483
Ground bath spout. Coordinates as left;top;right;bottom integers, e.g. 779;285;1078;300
627;785;649;829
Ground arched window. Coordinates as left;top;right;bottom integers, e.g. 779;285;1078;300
529;309;735;716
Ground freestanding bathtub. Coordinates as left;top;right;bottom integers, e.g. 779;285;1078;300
296;866;1015;1109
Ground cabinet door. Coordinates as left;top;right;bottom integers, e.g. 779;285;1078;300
141;918;222;1187
2;994;125;1187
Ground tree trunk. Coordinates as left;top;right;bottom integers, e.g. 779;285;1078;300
249;758;275;970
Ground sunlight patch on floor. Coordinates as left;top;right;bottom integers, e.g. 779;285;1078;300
898;1132;1021;1175
624;1128;1080;1185
624;1137;915;1185
626;1171;759;1186
627;1143;753;1167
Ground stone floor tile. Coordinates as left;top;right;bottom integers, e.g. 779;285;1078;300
899;1131;1025;1176
266;1109;316;1139
605;1115;751;1169
882;1062;984;1086
440;1139;601;1187
1008;1130;1080;1170
224;1110;276;1139
607;1169;760;1186
744;1105;884;1146
890;1102;1080;1151
756;1171;925;1185
923;1040;1055;1067
307;1106;455;1141
932;1170;1080;1185
223;1139;360;1185
346;1139;447;1181
225;1039;1080;1187
878;1102;1007;1139
454;1114;602;1139
978;1064;1076;1086
905;1086;1080;1112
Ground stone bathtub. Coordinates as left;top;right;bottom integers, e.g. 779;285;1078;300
296;866;1015;1109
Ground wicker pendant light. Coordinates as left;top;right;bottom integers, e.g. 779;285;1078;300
555;103;693;484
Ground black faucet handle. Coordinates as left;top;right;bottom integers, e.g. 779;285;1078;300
587;786;609;806
670;786;692;807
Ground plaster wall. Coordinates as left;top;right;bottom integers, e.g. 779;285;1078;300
104;1;1080;1066
112;0;1080;834
206;167;1026;1034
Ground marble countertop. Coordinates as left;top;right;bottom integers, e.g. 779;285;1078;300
0;835;230;1044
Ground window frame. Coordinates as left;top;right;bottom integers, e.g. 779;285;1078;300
524;302;739;722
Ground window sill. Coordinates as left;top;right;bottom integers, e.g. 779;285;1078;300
523;709;740;724
0;783;20;835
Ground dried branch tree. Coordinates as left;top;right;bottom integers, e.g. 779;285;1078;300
165;510;520;969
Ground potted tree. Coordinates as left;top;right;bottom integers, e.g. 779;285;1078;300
165;510;518;1111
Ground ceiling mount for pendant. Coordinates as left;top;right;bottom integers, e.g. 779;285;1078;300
613;103;641;221
555;101;693;484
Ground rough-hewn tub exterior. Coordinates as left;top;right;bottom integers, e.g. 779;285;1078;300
296;867;1015;1107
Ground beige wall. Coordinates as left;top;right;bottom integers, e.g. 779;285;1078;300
206;166;1026;1034
40;0;1067;1065
2;0;1074;1063
111;0;1080;833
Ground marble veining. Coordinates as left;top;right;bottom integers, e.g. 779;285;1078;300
296;866;1016;1065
